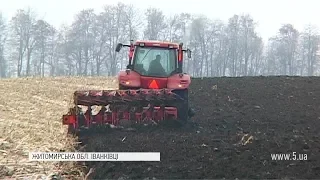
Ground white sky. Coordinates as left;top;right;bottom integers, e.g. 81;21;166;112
0;0;319;41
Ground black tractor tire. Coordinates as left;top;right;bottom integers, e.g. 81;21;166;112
67;125;76;135
174;89;189;123
178;101;189;123
119;84;126;90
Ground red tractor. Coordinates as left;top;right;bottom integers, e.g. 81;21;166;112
62;40;194;133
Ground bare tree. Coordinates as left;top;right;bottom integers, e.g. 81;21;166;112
9;8;37;77
56;25;75;76
276;24;299;75
299;24;319;76
226;15;240;76
32;19;56;76
0;12;7;77
1;5;320;78
164;13;192;72
68;9;96;75
144;8;167;40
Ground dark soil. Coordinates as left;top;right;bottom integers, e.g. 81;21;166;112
77;76;320;179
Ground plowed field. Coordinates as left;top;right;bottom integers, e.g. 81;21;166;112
0;76;319;179
79;76;320;179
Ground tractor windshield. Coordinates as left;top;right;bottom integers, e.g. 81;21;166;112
132;46;177;77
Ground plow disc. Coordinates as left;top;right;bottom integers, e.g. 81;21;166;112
62;88;188;133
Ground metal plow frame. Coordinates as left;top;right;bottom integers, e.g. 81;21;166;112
62;88;185;132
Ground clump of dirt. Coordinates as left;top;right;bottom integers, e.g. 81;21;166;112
78;76;320;179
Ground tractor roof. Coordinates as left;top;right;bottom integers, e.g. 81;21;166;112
134;40;179;48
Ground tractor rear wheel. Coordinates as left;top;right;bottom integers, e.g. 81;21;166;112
67;125;76;135
119;84;126;90
174;89;189;123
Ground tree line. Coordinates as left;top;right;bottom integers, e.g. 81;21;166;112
0;3;319;78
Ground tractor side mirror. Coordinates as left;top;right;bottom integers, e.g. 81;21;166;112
187;49;192;58
115;43;123;52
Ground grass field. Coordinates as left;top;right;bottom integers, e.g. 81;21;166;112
0;76;118;179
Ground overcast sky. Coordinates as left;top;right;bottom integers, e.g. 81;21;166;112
0;0;319;41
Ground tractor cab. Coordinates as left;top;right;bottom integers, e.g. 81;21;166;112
116;40;191;90
132;45;175;77
116;40;191;78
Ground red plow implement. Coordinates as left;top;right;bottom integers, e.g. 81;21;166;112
62;88;185;132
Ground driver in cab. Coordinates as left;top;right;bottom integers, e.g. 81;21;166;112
148;55;166;76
